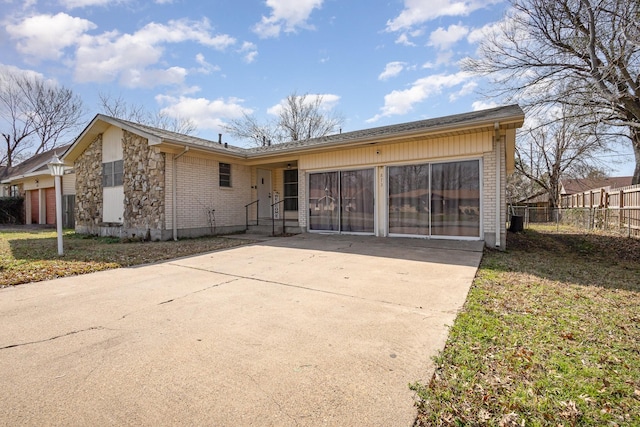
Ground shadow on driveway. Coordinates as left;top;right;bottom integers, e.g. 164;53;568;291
0;234;483;426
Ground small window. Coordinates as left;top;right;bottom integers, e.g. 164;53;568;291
283;169;298;211
219;162;231;187
102;160;123;187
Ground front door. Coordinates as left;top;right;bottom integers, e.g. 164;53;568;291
257;169;272;218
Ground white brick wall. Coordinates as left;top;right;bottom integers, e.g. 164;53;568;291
165;154;251;232
481;135;507;248
298;169;307;227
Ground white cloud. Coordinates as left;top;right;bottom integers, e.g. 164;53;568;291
253;0;323;38
238;41;258;63
467;10;527;46
394;28;425;46
449;81;477;101
378;61;406;81
267;93;340;116
131;19;235;50
386;0;502;32
428;24;469;50
367;71;471;122
435;50;454;65
471;100;498;110
156;95;252;131
6;13;96;61
73;18;235;86
0;64;45;81
395;33;416;46
194;53;220;74
120;66;188;88
59;0;116;8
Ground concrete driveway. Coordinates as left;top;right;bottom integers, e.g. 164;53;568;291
0;234;483;426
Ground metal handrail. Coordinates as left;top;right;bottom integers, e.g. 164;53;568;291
271;199;287;236
244;199;259;230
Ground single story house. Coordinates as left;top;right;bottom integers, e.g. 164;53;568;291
1;145;76;227
560;176;633;197
61;104;524;248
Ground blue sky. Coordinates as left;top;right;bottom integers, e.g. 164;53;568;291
0;0;634;175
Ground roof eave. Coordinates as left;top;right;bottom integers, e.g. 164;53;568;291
63;114;162;163
246;112;525;158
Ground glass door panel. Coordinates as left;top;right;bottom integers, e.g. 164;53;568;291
308;172;339;231
431;160;480;237
340;169;374;232
388;164;430;235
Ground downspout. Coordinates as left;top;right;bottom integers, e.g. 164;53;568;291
172;147;189;241
494;122;501;248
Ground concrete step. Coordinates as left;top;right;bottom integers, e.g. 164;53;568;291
247;222;301;235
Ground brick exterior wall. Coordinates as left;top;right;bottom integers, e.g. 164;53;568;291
481;135;506;248
165;154;251;237
297;169;307;228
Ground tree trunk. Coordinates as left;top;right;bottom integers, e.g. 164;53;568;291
633;127;640;185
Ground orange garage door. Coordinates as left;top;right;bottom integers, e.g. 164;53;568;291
45;188;56;225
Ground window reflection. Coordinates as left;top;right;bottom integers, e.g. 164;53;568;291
388;160;480;237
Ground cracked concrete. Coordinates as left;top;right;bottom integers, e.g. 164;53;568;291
0;233;482;426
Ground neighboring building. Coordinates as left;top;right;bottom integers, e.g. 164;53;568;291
516;191;550;208
560;176;634;196
1;145;76;227
62;105;524;248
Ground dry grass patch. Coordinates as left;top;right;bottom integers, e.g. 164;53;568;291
0;228;255;287
412;225;640;426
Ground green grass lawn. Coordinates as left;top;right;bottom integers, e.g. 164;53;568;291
0;228;252;287
412;225;640;426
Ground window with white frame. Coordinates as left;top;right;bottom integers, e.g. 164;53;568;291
219;162;231;187
102;160;123;187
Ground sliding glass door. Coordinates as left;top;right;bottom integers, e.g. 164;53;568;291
388;160;481;238
308;169;374;233
431;160;480;237
308;172;339;231
388;164;430;235
340;169;375;232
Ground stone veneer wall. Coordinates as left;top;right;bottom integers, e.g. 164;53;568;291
122;130;166;239
75;135;103;233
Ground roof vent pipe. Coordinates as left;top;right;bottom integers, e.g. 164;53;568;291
218;133;222;144
262;136;266;147
224;142;228;148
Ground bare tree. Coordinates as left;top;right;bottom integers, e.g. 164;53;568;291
277;92;344;141
223;112;281;147
515;105;610;207
0;68;84;167
225;91;344;146
463;0;640;184
98;92;196;135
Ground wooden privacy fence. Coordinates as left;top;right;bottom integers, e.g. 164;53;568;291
561;184;640;210
555;183;640;238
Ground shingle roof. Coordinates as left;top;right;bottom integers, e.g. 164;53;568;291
98;116;247;155
2;144;71;182
560;176;634;194
246;104;524;155
66;104;524;162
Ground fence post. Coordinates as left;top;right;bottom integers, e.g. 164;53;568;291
629;208;632;238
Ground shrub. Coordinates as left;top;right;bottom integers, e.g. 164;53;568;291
0;197;24;224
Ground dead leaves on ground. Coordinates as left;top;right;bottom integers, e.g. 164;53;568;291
0;233;252;287
413;226;640;426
